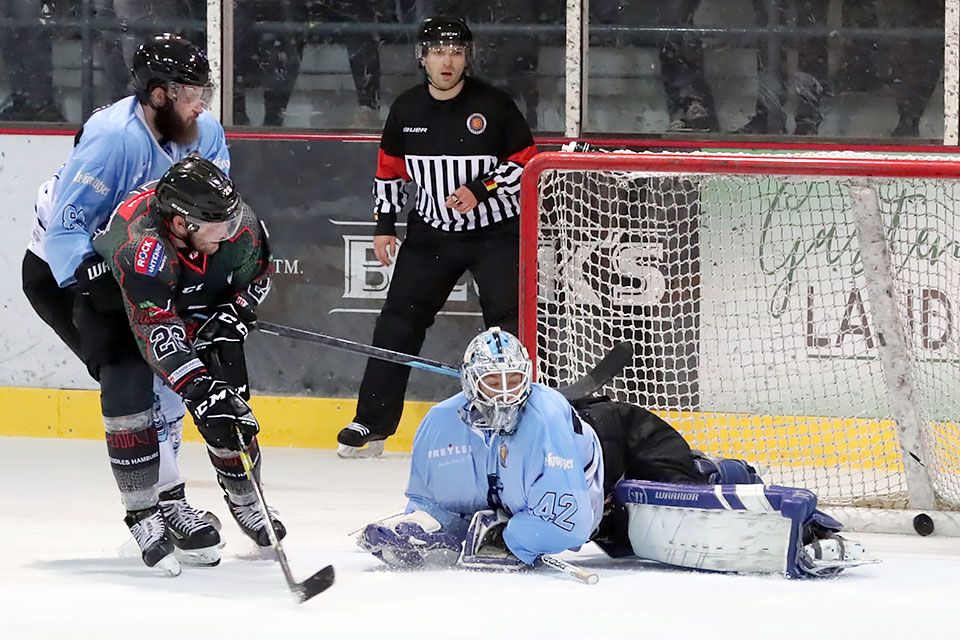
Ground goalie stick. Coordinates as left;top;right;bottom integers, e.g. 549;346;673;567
235;428;335;602
257;322;633;400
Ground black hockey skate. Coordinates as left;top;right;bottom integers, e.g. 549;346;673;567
225;496;287;547
337;422;387;458
124;506;181;576
159;484;222;567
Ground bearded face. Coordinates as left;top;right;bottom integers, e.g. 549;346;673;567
154;98;199;144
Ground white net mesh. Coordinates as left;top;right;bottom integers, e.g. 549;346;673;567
529;154;960;510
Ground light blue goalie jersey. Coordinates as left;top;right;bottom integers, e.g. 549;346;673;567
40;96;230;285
405;384;605;564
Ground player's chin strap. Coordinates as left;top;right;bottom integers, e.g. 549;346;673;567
257;322;633;401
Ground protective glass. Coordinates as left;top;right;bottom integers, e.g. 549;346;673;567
167;82;216;110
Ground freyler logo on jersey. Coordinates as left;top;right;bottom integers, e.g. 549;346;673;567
466;113;487;135
135;236;165;276
427;443;473;460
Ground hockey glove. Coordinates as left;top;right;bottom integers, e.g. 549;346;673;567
195;294;258;353
459;510;525;571
182;375;259;450
74;254;123;314
356;511;462;569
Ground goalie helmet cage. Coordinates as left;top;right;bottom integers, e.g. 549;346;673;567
520;151;960;535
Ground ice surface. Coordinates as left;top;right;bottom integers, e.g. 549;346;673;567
2;436;959;640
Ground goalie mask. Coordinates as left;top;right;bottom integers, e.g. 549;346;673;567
460;327;532;435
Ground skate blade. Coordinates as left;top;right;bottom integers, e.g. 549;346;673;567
173;545;221;567
805;556;881;577
155;554;182;577
337;440;385;459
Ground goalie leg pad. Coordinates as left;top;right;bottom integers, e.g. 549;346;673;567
614;479;874;577
458;510;526;571
357;510;462;569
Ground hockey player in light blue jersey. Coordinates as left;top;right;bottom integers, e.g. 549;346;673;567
412;334;604;566
357;327;877;578
21;34;230;574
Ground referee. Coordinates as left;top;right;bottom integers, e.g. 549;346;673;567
337;16;537;458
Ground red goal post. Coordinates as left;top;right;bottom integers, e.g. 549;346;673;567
519;150;960;534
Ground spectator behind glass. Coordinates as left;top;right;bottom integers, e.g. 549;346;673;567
0;1;65;122
591;0;719;132
306;0;397;129
886;0;943;137
738;0;829;135
233;0;305;126
112;0;206;65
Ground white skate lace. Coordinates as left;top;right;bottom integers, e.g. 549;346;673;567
161;500;211;535
130;511;167;550
230;501;279;532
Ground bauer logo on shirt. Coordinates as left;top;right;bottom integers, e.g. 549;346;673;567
135;236;164;276
466;112;487;135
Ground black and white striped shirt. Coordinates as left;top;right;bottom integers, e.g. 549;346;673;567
373;78;536;234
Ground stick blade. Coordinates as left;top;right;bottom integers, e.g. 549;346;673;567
295;564;336;602
558;342;634;400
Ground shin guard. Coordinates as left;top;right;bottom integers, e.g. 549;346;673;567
104;408;161;511
207;437;260;505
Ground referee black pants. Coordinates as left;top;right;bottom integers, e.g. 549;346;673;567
354;214;520;436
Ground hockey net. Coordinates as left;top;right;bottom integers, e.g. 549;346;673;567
520;151;960;534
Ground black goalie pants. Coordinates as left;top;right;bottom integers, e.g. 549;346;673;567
354;214;520;436
572;397;709;558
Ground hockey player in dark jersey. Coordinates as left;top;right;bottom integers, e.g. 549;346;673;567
337;16;538;458
91;156;284;575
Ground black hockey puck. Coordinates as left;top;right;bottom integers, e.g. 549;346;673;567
913;513;934;536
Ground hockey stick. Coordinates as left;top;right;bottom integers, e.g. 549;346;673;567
235;430;335;602
258;322;459;377
257;322;632;400
552;341;634;400
539;554;600;585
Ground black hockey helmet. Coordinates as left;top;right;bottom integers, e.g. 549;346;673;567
416;16;473;61
155;156;242;236
131;33;212;102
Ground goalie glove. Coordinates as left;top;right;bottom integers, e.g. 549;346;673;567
182;375;259;450
356;511;462;569
458;510;526;571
